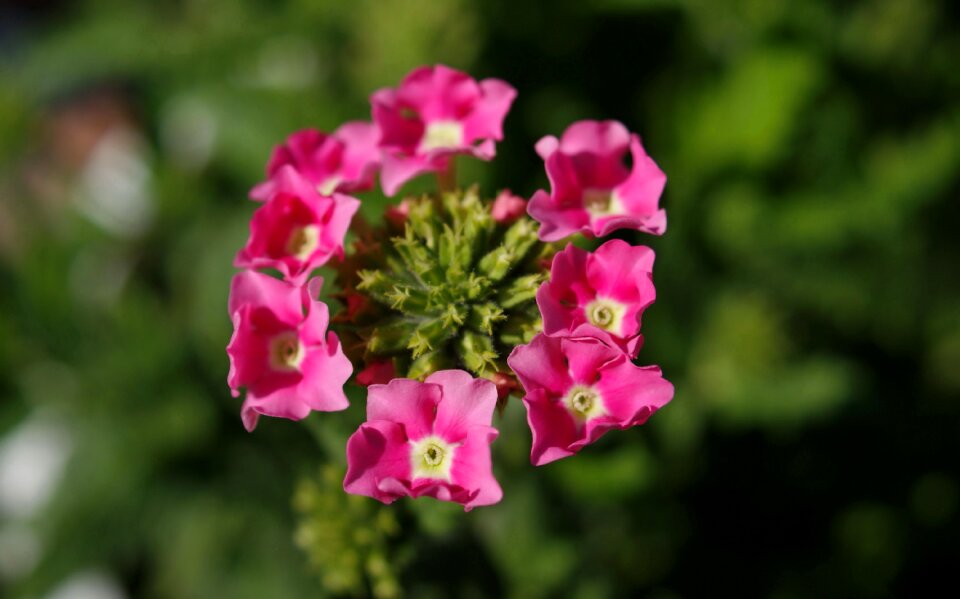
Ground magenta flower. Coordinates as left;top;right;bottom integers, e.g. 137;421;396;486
537;239;656;358
343;370;502;511
507;332;673;466
236;165;360;284
227;271;352;431
372;64;517;196
528;119;667;241
249;122;380;201
491;189;527;224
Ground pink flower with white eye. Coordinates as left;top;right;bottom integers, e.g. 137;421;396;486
227;271;352;432
507;332;673;466
528;120;667;241
249;122;380;201
372;64;517;196
343;370;502;511
491;190;527;224
537;239;656;358
236;165;360;285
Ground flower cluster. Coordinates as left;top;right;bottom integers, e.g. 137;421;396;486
226;64;673;509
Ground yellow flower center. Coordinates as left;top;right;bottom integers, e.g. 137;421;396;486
419;120;464;152
410;435;457;481
269;331;305;372
286;225;320;260
562;385;606;421
585;298;626;335
583;189;625;219
316;176;341;196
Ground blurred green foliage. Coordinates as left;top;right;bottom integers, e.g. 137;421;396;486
1;0;958;597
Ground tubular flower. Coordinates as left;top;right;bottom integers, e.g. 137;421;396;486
372;64;516;196
250;122;381;201
227;271;352;431
236;165;360;285
537;239;656;357
507;332;673;466
343;370;502;511
528;119;667;241
491;190;527;224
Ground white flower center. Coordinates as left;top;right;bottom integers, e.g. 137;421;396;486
286;225;320;260
584;297;627;335
269;331;305;372
419;120;463;152
562;385;606;421
410;435;457;481
583;188;625;220
317;176;341;196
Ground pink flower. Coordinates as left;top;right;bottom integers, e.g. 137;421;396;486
236;165;360;284
528;120;667;241
343;370;502;511
491;190;527;224
249;122;380;201
537;239;656;358
507;332;673;466
227;271;352;431
372;64;517;196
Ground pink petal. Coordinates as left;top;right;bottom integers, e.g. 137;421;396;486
462;78;516;142
332;121;381;190
527;190;586;242
356;360;397;386
449;426;502;510
560;335;623;384
593;362;674;423
379;153;441;196
534;135;559;160
557;120;631;157
366;378;441;440
226;307;267;397
228;270;302;325
297;332;352;412
586;239;656;305
523;389;578;466
426;370;498;442
343;420;412;504
506;333;571;397
240;385;313;432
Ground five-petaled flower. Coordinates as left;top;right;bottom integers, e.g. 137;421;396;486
227;271;352;432
537;239;656;358
507;331;673;466
372;64;516;196
249;122;380;201
343;370;502;511
236;165;360;285
528;119;667;241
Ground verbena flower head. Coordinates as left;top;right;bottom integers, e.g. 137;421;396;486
334;187;550;388
343;370;502;510
226;64;675;510
528;119;667;241
236;165;360;285
537;239;656;357
507;331;673;465
250;122;380;201
372;64;517;195
227;271;352;431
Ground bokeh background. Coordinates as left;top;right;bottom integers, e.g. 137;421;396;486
1;1;959;597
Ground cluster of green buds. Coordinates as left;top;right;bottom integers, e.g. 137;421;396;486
334;187;553;388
